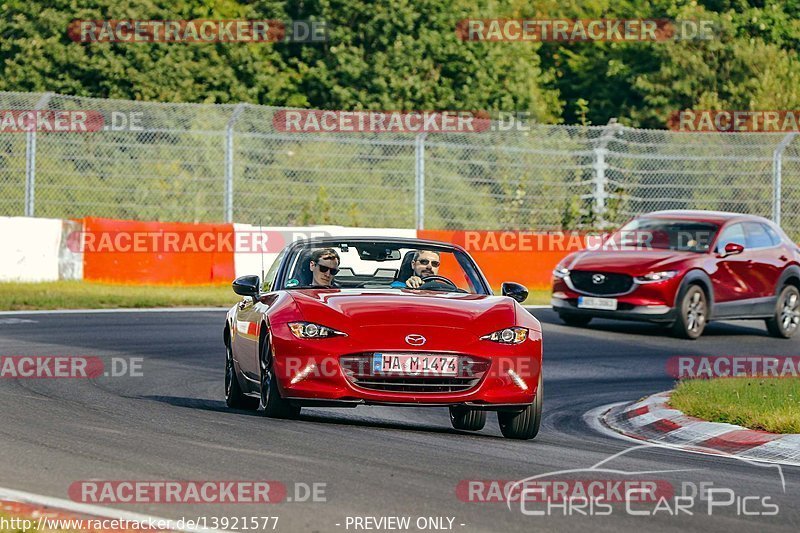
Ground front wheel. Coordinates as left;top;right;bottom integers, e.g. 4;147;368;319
498;372;542;440
259;337;301;419
671;285;707;339
449;407;487;431
225;340;257;410
766;285;800;338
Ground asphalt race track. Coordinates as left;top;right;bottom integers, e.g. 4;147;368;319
1;308;799;533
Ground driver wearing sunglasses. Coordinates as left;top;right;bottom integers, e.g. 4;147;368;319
391;250;441;288
310;248;341;287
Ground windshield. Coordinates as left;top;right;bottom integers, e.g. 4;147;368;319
608;218;719;252
279;240;487;294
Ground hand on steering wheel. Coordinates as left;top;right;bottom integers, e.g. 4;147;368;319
416;275;457;289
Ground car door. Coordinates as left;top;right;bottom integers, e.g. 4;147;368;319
232;297;261;383
231;251;286;383
711;222;757;302
742;222;784;298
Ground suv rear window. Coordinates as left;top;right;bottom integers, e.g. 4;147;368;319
762;224;783;246
744;222;774;249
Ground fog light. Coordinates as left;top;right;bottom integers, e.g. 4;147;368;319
508;369;529;391
290;363;317;385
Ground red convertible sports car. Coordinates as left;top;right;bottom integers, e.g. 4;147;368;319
224;237;543;439
552;210;800;339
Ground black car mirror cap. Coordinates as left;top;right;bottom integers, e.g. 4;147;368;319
501;282;529;303
233;275;261;297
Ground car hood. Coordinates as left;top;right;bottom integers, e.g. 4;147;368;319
565;249;696;275
287;289;517;330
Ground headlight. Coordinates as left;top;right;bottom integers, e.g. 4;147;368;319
636;270;678;283
481;327;528;344
288;322;346;339
553;267;570;279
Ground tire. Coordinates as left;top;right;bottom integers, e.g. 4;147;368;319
558;313;592;327
766;285;800;339
258;333;301;419
498;372;542;440
671;284;707;339
449;407;487;431
225;338;257;410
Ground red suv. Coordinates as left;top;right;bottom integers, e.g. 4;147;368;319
551;210;800;339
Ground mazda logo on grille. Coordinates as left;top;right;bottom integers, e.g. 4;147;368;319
405;334;426;346
592;274;607;284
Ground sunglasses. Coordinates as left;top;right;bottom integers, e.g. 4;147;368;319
416;259;440;267
313;263;339;275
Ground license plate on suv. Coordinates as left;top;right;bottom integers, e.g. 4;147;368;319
372;353;458;376
577;296;618;310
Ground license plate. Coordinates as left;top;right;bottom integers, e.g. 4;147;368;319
578;296;618;310
373;353;458;376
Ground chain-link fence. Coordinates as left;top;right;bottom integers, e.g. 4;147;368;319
1;91;798;237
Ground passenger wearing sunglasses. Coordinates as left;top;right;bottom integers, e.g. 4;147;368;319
309;247;341;287
391;250;441;288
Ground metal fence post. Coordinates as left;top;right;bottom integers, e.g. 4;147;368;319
225;104;246;223
592;118;618;228
773;132;797;226
415;132;427;230
24;92;54;217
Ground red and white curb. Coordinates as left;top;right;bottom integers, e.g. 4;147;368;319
601;391;800;467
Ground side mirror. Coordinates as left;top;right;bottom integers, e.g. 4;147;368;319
233;275;260;297
501;282;528;303
721;242;744;257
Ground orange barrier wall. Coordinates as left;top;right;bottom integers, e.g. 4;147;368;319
419;230;587;290
81;217;235;285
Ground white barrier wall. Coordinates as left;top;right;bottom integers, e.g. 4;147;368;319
232;225;417;278
0;217;64;282
58;219;83;281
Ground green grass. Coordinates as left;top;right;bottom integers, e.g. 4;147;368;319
0;281;552;311
0;281;234;310
520;289;551;306
670;378;800;434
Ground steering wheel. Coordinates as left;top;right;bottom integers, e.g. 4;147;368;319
417;275;458;290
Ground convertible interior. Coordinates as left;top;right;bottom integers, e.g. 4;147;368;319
291;248;417;289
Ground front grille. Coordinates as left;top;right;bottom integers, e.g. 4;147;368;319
570;271;633;295
340;353;489;393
